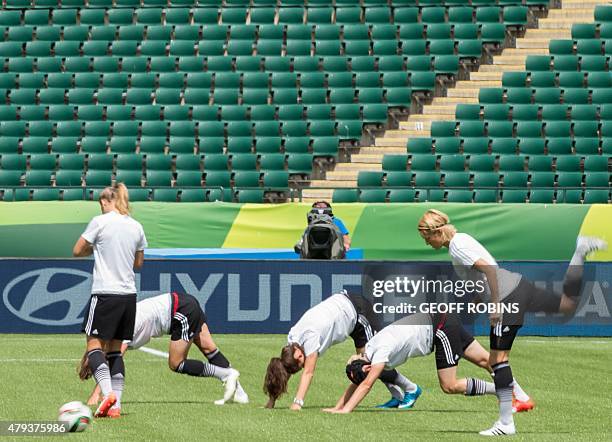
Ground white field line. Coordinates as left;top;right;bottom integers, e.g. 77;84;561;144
138;346;169;358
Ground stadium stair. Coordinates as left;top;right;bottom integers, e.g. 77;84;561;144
305;0;609;202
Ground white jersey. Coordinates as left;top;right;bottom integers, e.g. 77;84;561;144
287;293;357;357
448;233;521;301
365;315;433;369
81;210;147;295
127;293;172;349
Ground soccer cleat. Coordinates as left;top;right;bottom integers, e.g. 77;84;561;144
479;421;516;436
222;369;240;403
513;398;535;413
397;385;422;410
576;236;608;257
94;392;117;418
375;397;402;409
233;384;249;404
107;407;121;418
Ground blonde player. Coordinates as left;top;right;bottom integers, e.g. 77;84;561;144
74;183;146;418
417;209;606;436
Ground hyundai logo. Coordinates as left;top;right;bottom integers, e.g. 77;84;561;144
3;268;92;326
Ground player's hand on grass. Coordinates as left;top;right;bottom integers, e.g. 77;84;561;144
290;403;302;411
87;393;100;406
323;408;348;414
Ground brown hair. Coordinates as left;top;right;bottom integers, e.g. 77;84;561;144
99;183;130;215
78;351;92;381
417;209;457;242
311;200;331;209
263;343;303;408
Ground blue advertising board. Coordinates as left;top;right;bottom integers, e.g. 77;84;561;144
1;259;610;335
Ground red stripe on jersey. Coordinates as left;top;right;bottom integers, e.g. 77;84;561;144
172;292;179;317
435;313;447;331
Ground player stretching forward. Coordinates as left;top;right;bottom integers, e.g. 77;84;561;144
264;291;421;410
417;209;607;436
74;183;146;418
81;292;245;409
324;313;530;414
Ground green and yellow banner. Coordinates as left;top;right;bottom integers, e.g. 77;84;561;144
0;202;610;261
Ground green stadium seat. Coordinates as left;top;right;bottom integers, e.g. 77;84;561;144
583;155;608;172
115;170;142;187
359;189;388;202
439;155;466;171
385;171;412;187
153;188;179;202
571;23;596;40
573;138;599;155
233;171;261;188
29;153;56;171
528;169;554;187
585;172;610;188
444;171;471;188
388;188;416;203
446;189;473;203
61;188;86;201
287;153;313;175
332;188;359;203
479;88;504;104
557;171;583;188
263;171;289;188
528;189;554;203
410;154;437;171
235;188;264;203
414;171;441;187
471;170;499;188
473;189;497;203
179;188;206;202
382;154;409;172
357;171;384;187
583;189;609;204
557;189;583;204
31;188;60;201
434;137;461;155
501;189;528;203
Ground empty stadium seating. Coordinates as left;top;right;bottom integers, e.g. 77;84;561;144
340;4;611;204
0;0;538;202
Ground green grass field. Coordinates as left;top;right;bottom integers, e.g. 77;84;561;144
1;334;611;441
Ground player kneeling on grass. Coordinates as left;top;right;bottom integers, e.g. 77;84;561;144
323;313;530;414
80;292;247;408
264;291;420;410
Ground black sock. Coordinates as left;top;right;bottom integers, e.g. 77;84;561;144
107;351;124;407
175;359;229;381
492;362;514;425
205;349;231;368
87;349;112;396
379;368;398;384
563;266;584;300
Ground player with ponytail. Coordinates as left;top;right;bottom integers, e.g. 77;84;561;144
264;292;421;410
73;182;147;418
417;208;606;436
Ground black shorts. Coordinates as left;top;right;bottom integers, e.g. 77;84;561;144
346;293;381;349
490;277;562;350
434;314;475;370
170;293;207;342
81;294;136;341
